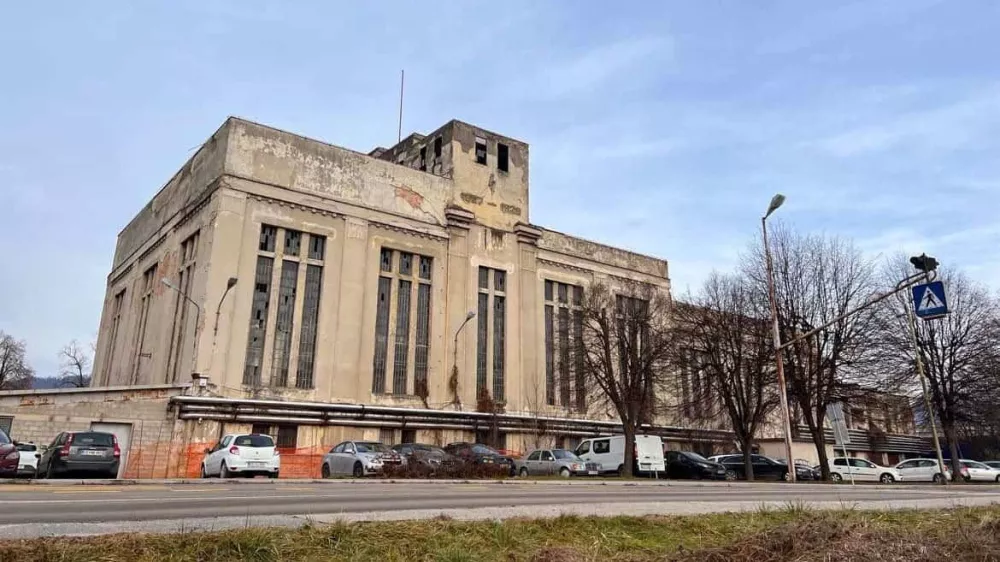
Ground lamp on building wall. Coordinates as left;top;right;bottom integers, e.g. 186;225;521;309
162;277;203;377
761;193;797;482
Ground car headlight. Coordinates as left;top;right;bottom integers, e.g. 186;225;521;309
4;451;18;461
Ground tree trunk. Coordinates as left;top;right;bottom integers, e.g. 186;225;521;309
622;425;636;478
812;430;831;480
742;448;754;481
944;423;963;482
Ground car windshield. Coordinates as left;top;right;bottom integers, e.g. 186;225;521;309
552;450;579;460
0;429;10;445
412;445;447;457
962;460;989;470
234;435;274;448
74;432;114;447
356;442;390;453
682;452;709;462
472;444;499;455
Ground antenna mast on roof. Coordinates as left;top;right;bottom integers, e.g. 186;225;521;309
397;69;404;143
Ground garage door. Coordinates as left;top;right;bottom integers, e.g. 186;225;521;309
90;422;132;479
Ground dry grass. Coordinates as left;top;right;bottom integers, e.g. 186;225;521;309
3;506;1000;562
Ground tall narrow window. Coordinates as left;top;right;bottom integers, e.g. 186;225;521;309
497;143;509;173
131;264;157;384
242;256;274;385
475;137;487;165
476;267;507;401
372;248;434;396
544;280;584;410
103;288;127;384
296;265;322;389
270;260;299;386
168;231;199;383
419;146;427;172
433;137;442;158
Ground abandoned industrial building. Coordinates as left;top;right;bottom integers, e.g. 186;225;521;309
0;117;930;478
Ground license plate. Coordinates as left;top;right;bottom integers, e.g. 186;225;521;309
640;463;651;469
248;462;265;468
717;470;725;474
82;450;104;456
587;470;598;475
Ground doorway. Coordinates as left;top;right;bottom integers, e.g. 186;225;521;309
90;422;133;478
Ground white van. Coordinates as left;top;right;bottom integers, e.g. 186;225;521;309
574;435;665;475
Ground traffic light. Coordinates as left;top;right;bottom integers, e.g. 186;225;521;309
910;254;939;272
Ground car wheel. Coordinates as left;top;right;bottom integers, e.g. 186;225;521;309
519;467;529;477
220;462;230;479
933;473;944;484
617;464;625;477
725;470;737;481
880;473;895;484
782;471;792;482
268;471;279;479
321;464;331;479
830;473;843;482
559;467;571;478
995;475;999;484
201;464;209;479
353;462;364;478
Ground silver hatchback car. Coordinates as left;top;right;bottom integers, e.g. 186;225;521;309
515;449;599;477
321;441;403;478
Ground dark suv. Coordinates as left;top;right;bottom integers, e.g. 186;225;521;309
0;427;17;478
37;431;121;479
444;442;516;476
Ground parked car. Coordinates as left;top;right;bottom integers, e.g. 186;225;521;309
664;450;730;480
707;454;809;481
322;441;402;478
0;427;17;478
15;442;39;477
827;457;901;483
775;458;821;481
37;431;121;479
893;458;951;483
574;435;666;475
516;449;599;477
391;443;459;472
959;459;1000;483
201;433;280;478
444;443;516;476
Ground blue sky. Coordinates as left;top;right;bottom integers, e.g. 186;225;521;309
2;1;998;377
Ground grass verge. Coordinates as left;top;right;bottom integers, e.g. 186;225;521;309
4;506;1000;562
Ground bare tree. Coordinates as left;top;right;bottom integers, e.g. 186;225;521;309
59;340;93;388
0;331;35;390
744;223;880;479
670;273;778;480
577;281;673;477
872;258;1000;479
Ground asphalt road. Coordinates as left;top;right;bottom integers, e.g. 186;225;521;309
2;480;999;538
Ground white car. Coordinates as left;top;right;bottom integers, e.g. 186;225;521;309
959;459;1000;483
321;441;402;478
201;433;279;478
828;457;902;483
15;442;39;477
893;458;951;483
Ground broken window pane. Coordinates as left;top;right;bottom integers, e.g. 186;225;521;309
414;283;431;388
392;279;412;395
270;260;299;387
400;252;413;276
419;256;432;280
380;248;394;272
475;137;487;165
494;270;506;293
259;225;277;252
284;230;302;257
243;256;274;385
371;276;392;393
296;264;322;389
478;266;489;290
308;235;326;261
497;143;509;173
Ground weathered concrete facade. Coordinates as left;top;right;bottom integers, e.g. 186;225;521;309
85;117;682;457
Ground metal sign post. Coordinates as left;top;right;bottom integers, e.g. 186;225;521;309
907;274;950;484
826;402;854;485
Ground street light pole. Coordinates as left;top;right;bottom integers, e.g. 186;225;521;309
451;311;477;408
162;278;203;376
761;193;796;482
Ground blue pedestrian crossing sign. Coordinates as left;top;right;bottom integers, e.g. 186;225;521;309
912;281;949;320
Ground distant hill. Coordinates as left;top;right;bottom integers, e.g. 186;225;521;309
32;377;63;389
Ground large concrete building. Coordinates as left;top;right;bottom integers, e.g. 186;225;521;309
0;117;929;478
